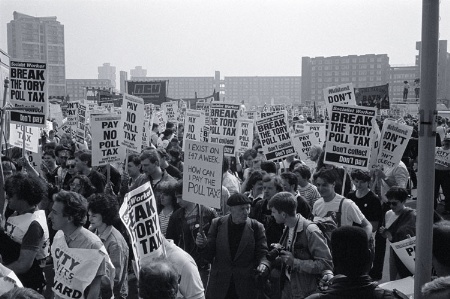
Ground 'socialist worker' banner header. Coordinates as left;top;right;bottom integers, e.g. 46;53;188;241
9;60;48;127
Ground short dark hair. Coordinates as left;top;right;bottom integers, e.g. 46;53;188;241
43;149;56;159
139;259;179;299
5;172;47;206
292;164;311;180
152;123;159;131
174;179;183;195
350;169;371;182
53;190;88;227
87;194;119;226
244;170;267;193
288;160;303;172
268;192;297;216
262;174;284;192
313;168;337;184
140;149;160;165
280;172;299;191
75;150;92;168
128;154;141;166
331;226;372;277
432;220;450;268
385;186;409;203
222;157;230;173
156;181;178;208
261;161;277;174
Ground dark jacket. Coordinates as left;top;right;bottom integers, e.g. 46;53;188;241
201;215;270;299
306;275;395;299
250;198;285;246
165;205;218;267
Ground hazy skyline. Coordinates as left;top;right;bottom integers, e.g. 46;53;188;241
1;0;449;81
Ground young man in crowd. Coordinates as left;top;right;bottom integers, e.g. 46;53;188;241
74;150;106;193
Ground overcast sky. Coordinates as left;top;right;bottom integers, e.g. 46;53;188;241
1;0;449;80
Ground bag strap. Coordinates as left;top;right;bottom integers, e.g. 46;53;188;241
337;197;345;227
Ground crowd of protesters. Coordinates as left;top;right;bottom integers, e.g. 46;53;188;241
0;114;449;299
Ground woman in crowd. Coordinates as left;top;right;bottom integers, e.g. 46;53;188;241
157;181;180;236
88;193;129;299
0;173;49;293
239;149;259;181
69;174;97;199
379;186;416;280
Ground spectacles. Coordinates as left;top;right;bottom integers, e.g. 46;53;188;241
388;201;399;207
70;183;81;188
67;165;76;169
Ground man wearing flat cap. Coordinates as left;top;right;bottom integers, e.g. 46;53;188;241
196;193;270;299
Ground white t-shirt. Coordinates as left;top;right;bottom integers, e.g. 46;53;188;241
312;194;366;226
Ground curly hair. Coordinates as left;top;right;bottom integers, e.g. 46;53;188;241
87;194;119;226
244;170;267;193
69;175;97;198
5;172;47;206
53;190;87;227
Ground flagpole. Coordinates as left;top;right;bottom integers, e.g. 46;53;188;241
0;79;9;222
414;0;439;297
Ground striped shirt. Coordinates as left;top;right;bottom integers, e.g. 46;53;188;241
298;183;321;209
159;210;173;236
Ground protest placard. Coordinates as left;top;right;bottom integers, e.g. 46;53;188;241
66;101;79;127
244;110;257;119
142;120;150;151
291;131;319;162
435;147;450;167
209;102;240;156
9;60;47;127
235;119;254;155
368;124;381;170
256;113;295;161
304;123;326;146
51;231;105;299
153;110;167;134
323;83;356;117
101;102;114;113
120;94;145;152
377;119;413;169
324;105;377;169
91;114;123;166
391;237;416;274
293;120;307;134
49;102;64;126
161;101;179;123
120;182;163;270
182;109;206;151
74;104;86;147
183;140;224;208
9;124;40;153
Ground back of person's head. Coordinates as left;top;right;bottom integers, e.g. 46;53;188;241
261;161;277;174
268;192;297;217
139;259;179;299
162;128;173;139
293;164;311;181
288;160;303;172
53;190;88;227
331;226;372;277
222;157;230;173
5;172;47;206
385;186;409;203
433;221;450;275
0;287;45;299
421;276;450;299
166;122;175;129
